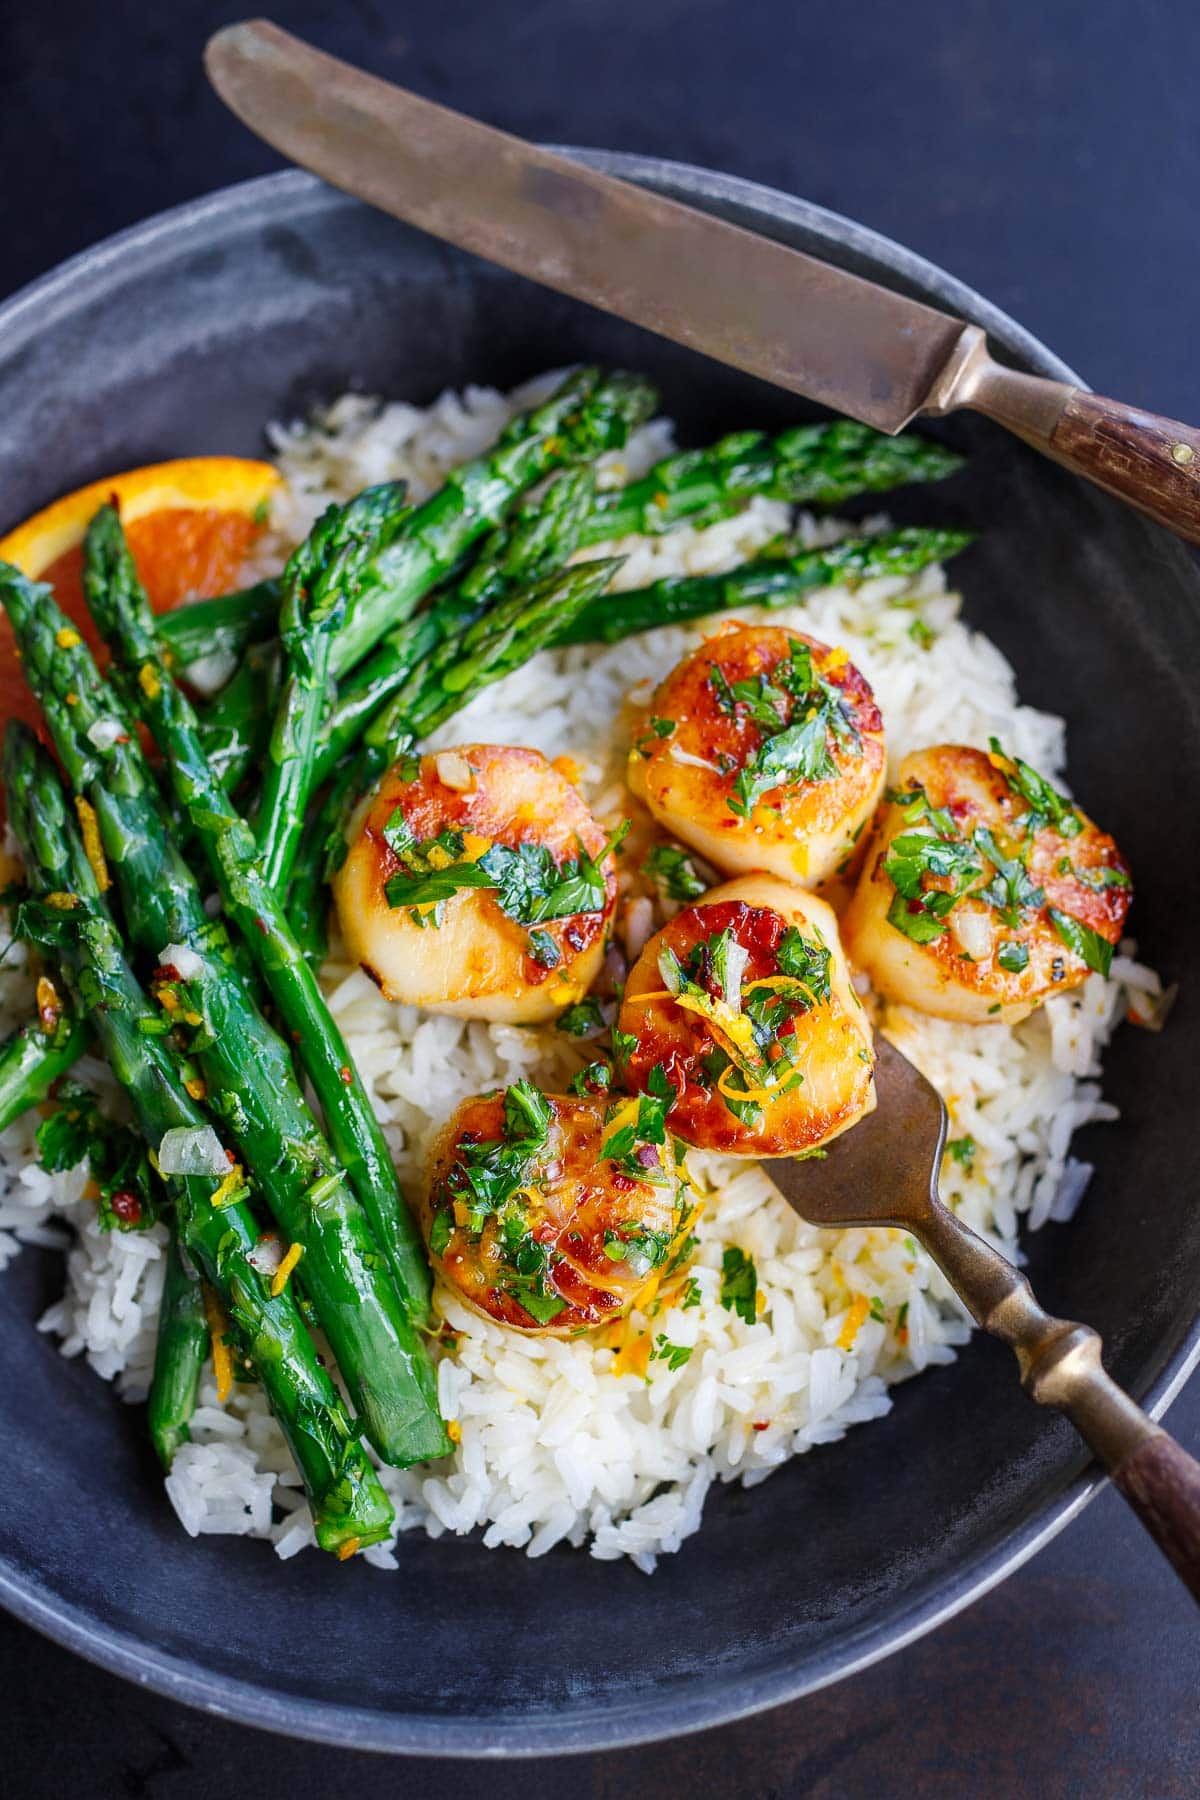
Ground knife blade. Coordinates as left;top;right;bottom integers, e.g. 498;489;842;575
205;20;1200;543
205;20;967;433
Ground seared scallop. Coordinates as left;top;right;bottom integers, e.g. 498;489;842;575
627;624;886;888
617;873;875;1158
334;744;621;1024
842;742;1132;1024
422;1081;696;1334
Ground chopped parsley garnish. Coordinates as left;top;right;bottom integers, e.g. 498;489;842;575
719;1246;758;1324
946;1135;977;1173
1048;907;1114;977
776;926;832;1000
973;828;1044;926
651;1336;693;1371
435;1080;568;1322
989;738;1082;838
708;639;861;819
656;922;832;1123
882;789;983;944
569;1059;613;1097
384;821;628;961
1067;862;1131;892
602;1224;673;1271
36;1080;159;1233
556;996;608;1038
645;843;706;902
869;1296;886;1324
602;1090;672;1184
882;771;1108;966
681;1276;703;1310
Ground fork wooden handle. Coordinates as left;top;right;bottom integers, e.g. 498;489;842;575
915;1198;1200;1605
1110;1433;1200;1599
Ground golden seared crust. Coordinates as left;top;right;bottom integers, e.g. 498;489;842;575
628;624;886;888
618;873;875;1158
422;1091;688;1336
842;744;1132;1025
333;744;618;1024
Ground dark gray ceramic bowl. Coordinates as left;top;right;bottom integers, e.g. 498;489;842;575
0;155;1197;1757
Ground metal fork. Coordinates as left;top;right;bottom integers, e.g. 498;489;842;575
765;1037;1200;1602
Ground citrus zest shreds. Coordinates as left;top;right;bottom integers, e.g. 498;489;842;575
73;796;111;893
44;891;79;910
460;832;492;861
717;1065;786;1106
201;1282;235;1404
138;664;162;702
609;1327;652;1380
446;1419;462;1444
209;1165;244;1209
35;974;62;1033
184;1076;208;1102
600;1095;641;1161
335;1536;362;1562
836;1293;870;1351
56;627;81;649
270;1241;304;1297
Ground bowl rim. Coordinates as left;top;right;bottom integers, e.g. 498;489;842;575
0;152;1197;1759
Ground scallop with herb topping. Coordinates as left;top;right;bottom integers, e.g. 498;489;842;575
333;744;622;1023
627;624;886;887
841;741;1132;1024
422;1079;698;1334
616;873;875;1157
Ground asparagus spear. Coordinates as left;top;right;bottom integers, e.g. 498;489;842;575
256;482;412;889
148;1230;209;1470
158;580;280;668
0;561;446;1464
78;519;449;1434
311;467;600;789
4;723;394;1553
0;1011;90;1133
157;418;960;669
554;526;976;645
576;421;963;544
190;367;653;765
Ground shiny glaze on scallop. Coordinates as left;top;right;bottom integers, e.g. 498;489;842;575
627;624;886;888
333;744;618;1024
618;873;875;1158
422;1091;685;1335
843;744;1132;1024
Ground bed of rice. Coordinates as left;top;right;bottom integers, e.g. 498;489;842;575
0;373;1166;1573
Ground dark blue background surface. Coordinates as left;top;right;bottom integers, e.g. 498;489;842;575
1;2;1198;1792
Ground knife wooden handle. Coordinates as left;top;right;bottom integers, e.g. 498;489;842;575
940;337;1200;546
1048;392;1200;544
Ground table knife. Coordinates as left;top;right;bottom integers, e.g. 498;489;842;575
206;19;1200;545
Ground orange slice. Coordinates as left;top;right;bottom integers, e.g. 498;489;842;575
0;455;281;747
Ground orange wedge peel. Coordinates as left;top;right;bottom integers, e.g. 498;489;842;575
0;456;281;578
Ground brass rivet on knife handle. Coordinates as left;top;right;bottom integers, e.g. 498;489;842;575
206;21;1200;547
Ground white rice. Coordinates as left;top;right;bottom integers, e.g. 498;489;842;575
2;373;1162;1572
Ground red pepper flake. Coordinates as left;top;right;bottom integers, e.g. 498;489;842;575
254;917;268;935
339;1065;353;1085
907;898;928;915
110;1190;142;1225
752;1420;770;1432
611;1172;637;1193
153;963;183;983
